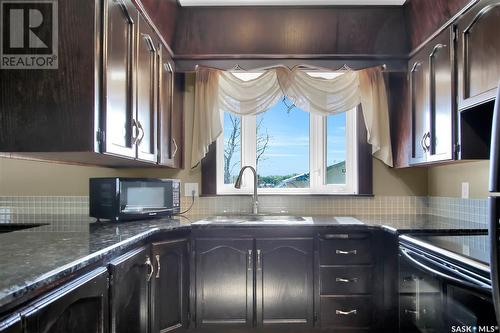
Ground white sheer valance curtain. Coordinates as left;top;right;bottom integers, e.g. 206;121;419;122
191;65;393;169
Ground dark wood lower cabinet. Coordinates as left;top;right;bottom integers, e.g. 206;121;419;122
0;315;22;333
109;246;152;333
255;238;314;328
151;239;189;333
194;239;254;328
22;267;109;333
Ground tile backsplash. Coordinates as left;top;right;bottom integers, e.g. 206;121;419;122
0;195;488;225
179;195;428;216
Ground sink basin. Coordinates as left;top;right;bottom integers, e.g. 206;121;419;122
0;223;48;233
198;215;310;225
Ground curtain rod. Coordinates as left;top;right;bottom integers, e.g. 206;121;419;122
194;63;387;72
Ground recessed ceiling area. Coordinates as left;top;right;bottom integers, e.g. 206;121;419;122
179;0;406;6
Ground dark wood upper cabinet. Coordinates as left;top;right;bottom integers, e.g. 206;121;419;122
0;0;180;168
255;238;314;328
136;15;159;163
195;239;254;328
22;267;109;333
170;73;184;169
408;27;454;165
151;239;189;333
102;0;137;159
456;0;500;111
109;246;152;333
409;55;428;164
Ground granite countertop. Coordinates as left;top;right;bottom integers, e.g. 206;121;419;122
0;214;193;310
0;213;486;312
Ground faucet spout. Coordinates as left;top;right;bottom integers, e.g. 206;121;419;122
234;166;259;214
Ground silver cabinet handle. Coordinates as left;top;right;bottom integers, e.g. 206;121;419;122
136;120;145;146
257;249;262;270
155;254;161;279
336;249;357;255
421;132;427;152
247;250;252;270
172;138;178;158
335;277;359;283
404;309;419;315
145;256;154;282
131;119;139;145
115;0;134;24
336;310;357;316
142;34;156;53
422;131;431;152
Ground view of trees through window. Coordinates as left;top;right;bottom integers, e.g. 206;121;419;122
223;112;241;184
223;98;348;189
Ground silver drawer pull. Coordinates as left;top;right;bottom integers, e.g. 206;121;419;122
336;249;357;255
336;277;359;283
404;309;419;315
336;309;357;316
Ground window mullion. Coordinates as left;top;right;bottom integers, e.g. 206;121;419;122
242;114;257;191
310;113;324;193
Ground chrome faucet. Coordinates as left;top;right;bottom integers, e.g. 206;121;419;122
234;166;259;214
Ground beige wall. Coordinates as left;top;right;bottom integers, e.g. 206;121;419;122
0;73;435;198
427;160;490;198
373;159;427;196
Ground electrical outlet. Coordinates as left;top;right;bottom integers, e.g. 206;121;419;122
184;183;199;197
461;182;469;199
463;244;470;256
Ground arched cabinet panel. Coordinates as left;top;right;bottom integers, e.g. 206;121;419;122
255;238;314;328
195;239;254;328
457;0;500;110
22;268;109;333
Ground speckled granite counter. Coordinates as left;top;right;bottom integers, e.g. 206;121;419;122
0;214;192;310
0;213;486;312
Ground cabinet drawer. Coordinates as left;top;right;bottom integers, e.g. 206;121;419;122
320;238;372;265
320;296;373;328
320;266;372;295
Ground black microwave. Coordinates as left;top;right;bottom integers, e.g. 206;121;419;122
89;178;180;221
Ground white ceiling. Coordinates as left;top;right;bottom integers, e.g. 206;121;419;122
179;0;406;6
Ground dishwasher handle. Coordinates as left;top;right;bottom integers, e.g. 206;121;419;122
399;247;490;292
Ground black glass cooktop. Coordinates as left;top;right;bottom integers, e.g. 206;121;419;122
403;233;490;266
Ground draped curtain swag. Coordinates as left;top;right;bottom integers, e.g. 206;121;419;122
192;65;393;169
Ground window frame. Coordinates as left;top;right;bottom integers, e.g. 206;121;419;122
216;71;359;196
216;110;358;195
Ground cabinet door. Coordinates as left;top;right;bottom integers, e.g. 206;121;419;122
151;239;188;333
109;246;152;333
0;315;22;333
195;239;254;328
409;50;430;164
428;29;454;162
457;0;500;110
255;238;314;327
157;45;174;167
171;73;184;169
136;16;158;163
23;267;108;333
103;0;137;158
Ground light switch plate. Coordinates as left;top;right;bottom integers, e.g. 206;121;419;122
184;183;199;197
461;182;469;199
